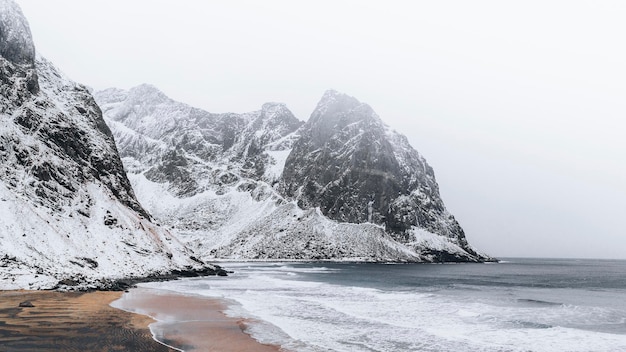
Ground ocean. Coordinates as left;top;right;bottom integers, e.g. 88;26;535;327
142;258;626;351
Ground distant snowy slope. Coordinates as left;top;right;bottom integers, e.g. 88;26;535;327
0;0;213;290
96;86;492;262
96;85;303;195
95;85;306;258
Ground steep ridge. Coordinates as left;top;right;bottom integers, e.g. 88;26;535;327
94;86;304;257
96;87;492;262
282;90;482;261
96;85;302;194
0;0;214;290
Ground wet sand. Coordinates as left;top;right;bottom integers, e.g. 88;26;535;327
0;290;174;351
113;287;283;352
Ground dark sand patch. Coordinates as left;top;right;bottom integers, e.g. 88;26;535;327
114;288;283;351
0;290;174;351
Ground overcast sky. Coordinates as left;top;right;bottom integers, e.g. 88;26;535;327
16;0;626;259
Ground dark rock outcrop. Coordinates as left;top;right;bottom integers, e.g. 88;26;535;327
0;0;36;66
0;0;213;290
0;3;145;218
281;90;478;256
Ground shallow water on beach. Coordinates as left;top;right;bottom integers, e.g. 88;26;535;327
142;258;626;352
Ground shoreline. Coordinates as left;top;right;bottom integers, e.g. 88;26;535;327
0;290;174;351
210;257;499;263
112;287;284;352
0;288;283;351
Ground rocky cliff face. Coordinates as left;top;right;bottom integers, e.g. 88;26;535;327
281;90;478;259
0;0;35;66
94;85;305;258
96;85;303;196
0;0;213;290
96;86;491;262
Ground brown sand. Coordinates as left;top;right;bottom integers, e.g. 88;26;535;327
114;288;284;352
0;290;174;351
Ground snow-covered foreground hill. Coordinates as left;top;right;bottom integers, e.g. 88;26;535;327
0;0;216;290
96;87;493;263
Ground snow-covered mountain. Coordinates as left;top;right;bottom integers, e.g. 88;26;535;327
0;0;216;290
94;85;306;257
282;90;482;261
96;87;492;262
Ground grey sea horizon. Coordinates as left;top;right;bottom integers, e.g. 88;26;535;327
128;258;626;351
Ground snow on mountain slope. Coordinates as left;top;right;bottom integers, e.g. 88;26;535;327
209;203;422;261
96;85;303;195
282;90;488;261
97;86;492;262
0;0;214;290
95;85;305;259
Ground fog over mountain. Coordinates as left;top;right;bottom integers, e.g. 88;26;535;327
15;1;626;259
95;86;490;262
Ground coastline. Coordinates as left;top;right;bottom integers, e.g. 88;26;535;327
0;290;174;351
112;287;283;352
0;288;283;352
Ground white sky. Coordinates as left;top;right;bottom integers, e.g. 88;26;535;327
16;0;626;259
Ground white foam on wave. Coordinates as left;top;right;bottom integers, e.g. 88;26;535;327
141;263;626;352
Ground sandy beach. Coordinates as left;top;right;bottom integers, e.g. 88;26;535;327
0;290;174;351
0;288;283;352
113;287;283;352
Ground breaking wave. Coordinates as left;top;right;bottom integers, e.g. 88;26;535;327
143;259;626;352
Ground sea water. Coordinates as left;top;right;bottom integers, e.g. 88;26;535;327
143;259;626;352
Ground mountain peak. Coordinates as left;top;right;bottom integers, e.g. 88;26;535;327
129;83;170;101
315;89;361;113
305;90;379;147
0;0;36;66
261;101;288;112
321;88;341;98
280;91;486;261
260;102;301;127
